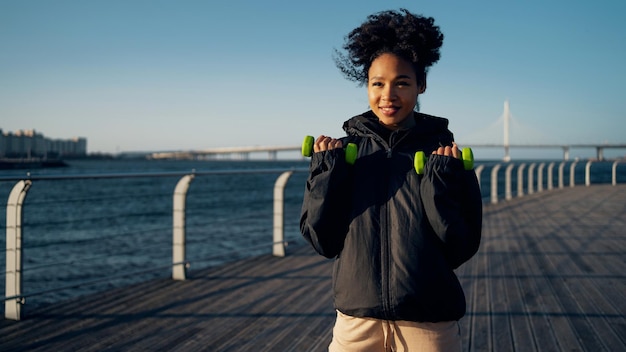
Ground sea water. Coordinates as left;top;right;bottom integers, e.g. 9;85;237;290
1;159;310;309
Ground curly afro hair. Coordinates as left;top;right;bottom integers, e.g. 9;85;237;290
334;9;444;87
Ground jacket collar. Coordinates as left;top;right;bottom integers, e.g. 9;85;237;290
342;110;449;139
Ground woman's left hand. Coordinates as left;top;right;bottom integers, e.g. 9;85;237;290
432;142;461;159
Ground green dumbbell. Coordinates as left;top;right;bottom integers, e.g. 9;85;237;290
414;147;474;175
302;135;358;165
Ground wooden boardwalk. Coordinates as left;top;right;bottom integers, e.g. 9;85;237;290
1;184;625;351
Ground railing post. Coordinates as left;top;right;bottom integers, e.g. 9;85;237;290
490;164;501;204
474;165;485;193
613;161;619;186
585;161;593;186
528;163;536;195
273;171;293;257
558;161;566;189
5;180;32;321
537;163;545;193
172;174;194;281
517;163;526;198
547;162;555;190
570;161;578;187
505;164;514;200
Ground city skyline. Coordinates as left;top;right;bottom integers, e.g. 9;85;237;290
1;1;625;160
0;127;87;158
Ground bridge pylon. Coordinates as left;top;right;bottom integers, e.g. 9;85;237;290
503;100;511;162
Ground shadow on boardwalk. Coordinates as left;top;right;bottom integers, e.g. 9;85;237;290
1;185;625;351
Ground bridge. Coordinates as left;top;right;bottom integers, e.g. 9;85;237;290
147;143;626;161
147;145;301;161
146;101;625;161
459;143;626;161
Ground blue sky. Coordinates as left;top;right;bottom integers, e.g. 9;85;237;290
1;0;625;159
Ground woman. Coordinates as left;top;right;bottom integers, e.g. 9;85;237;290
300;9;483;352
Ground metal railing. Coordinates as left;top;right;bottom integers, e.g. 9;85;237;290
474;160;625;204
3;168;307;320
3;160;625;320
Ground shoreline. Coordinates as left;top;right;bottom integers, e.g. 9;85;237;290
0;158;68;170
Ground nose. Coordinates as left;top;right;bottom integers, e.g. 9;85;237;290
381;86;396;102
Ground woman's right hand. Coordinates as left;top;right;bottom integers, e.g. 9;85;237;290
314;135;343;152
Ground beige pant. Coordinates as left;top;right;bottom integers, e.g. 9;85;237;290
329;310;462;352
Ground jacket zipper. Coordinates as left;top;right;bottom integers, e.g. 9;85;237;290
382;130;396;316
383;129;412;317
357;123;411;159
359;126;413;317
381;161;392;318
387;130;412;158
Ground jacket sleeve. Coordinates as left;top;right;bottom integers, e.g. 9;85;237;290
300;148;353;258
420;155;483;269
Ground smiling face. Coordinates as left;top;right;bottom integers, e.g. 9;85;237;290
367;53;423;130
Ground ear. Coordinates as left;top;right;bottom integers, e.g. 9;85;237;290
418;74;427;94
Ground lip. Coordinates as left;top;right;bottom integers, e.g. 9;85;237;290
379;106;400;116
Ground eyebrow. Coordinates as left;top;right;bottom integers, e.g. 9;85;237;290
369;74;413;81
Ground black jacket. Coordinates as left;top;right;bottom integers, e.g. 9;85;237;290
300;111;482;322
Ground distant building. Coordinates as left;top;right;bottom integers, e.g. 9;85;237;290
0;129;87;158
